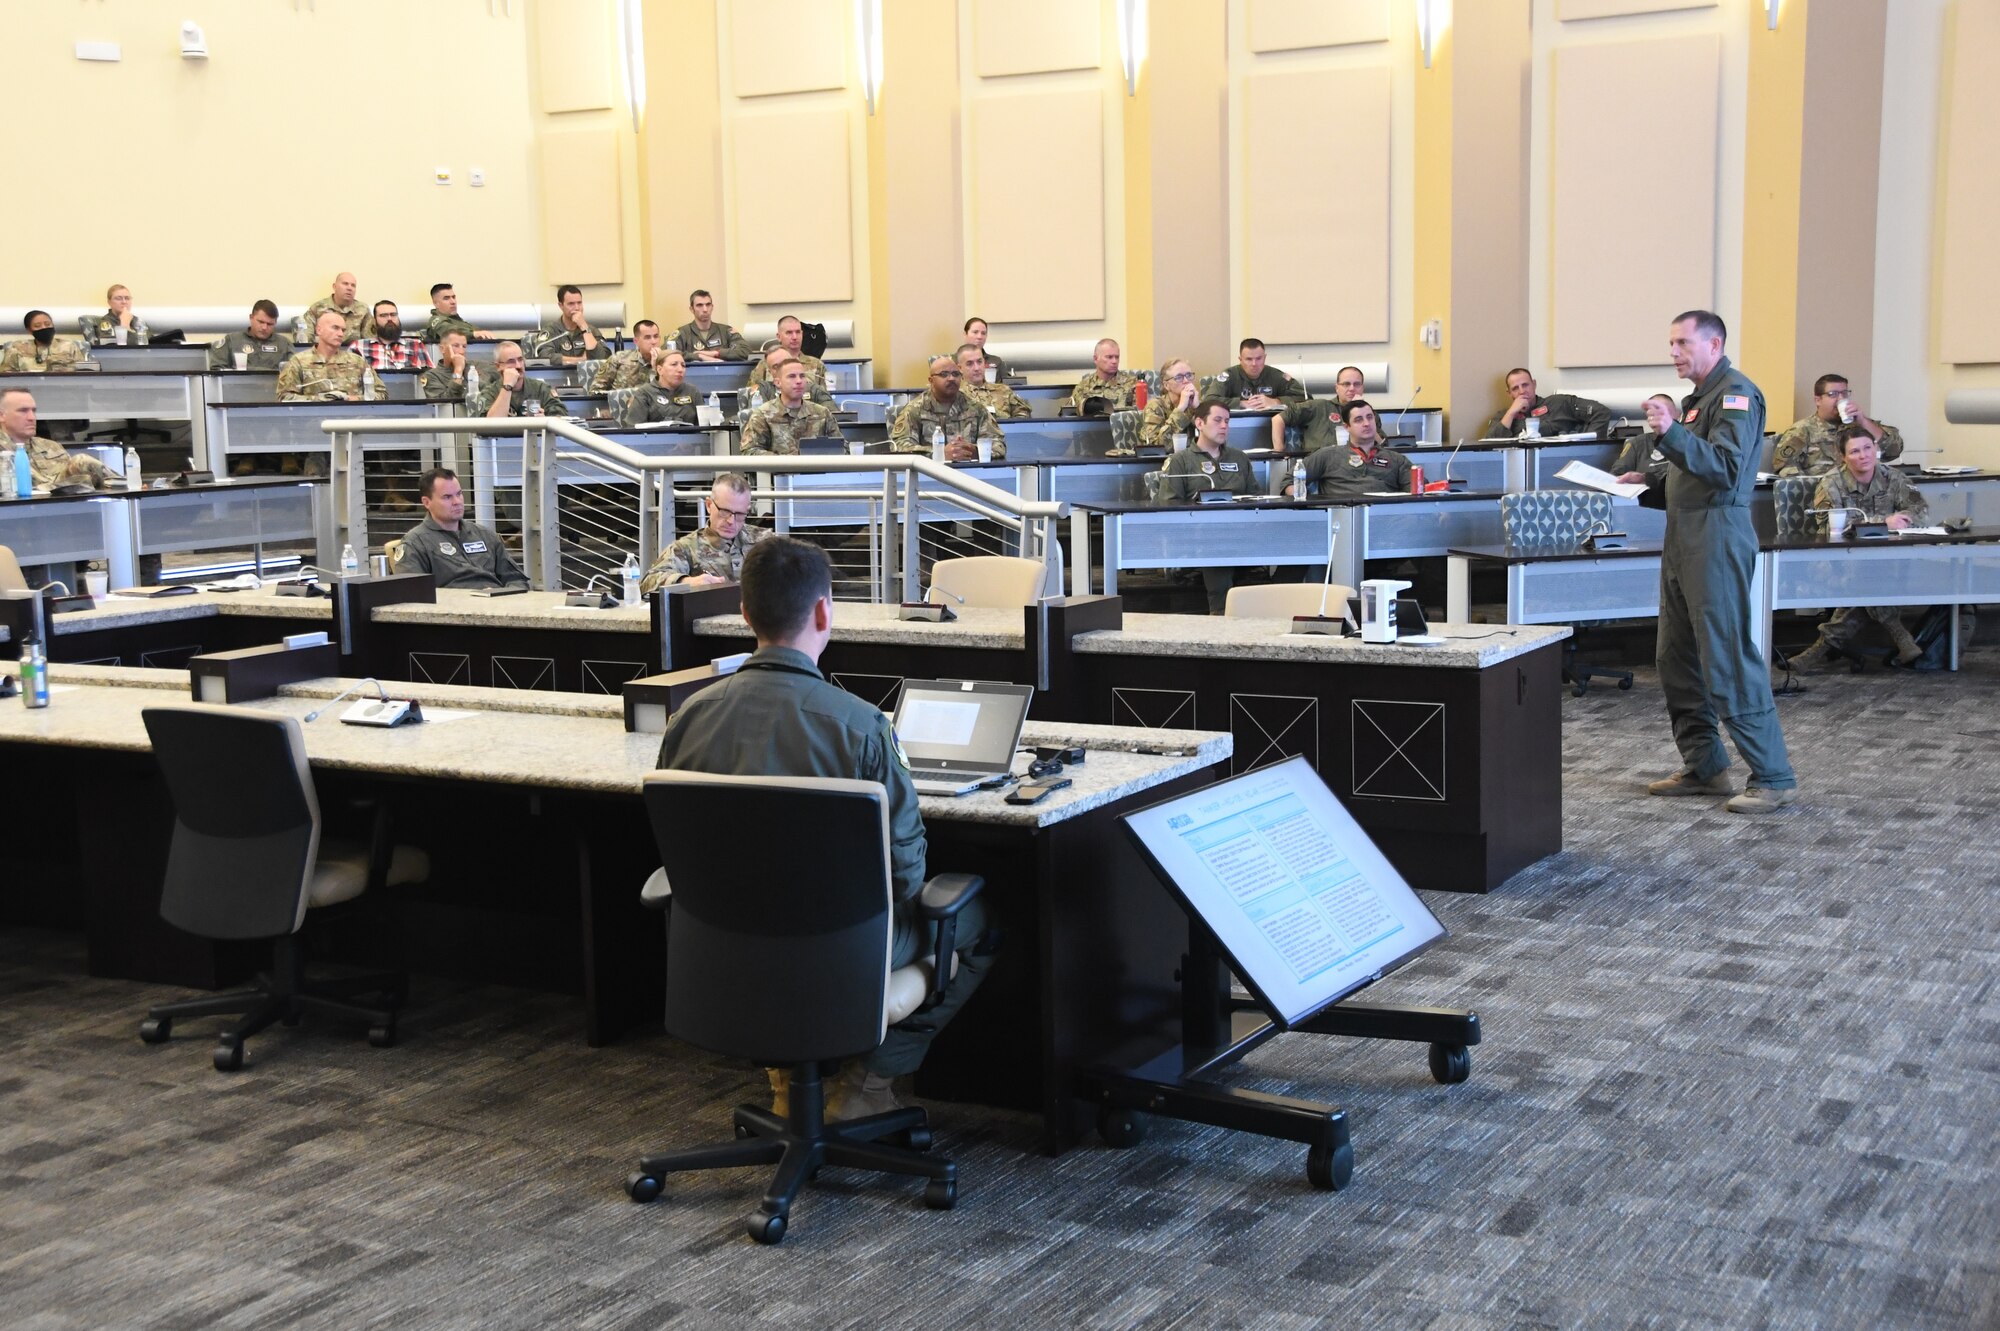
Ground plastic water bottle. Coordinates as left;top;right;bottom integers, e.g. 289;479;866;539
124;447;142;490
465;363;480;399
12;444;31;497
362;366;378;401
1;450;16;500
20;634;49;709
706;391;721;414
340;543;360;578
931;426;946;462
136;321;150;346
1292;458;1307;499
294;314;309;343
621;553;642;606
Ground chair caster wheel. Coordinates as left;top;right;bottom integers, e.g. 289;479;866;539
139;1017;171;1044
897;1126;934;1153
1428;1042;1471;1084
924;1179;957;1210
1617;677;1633;691
1097;1107;1147;1149
213;1038;244;1072
746;1208;787;1244
1306;1142;1352;1191
734;1123;754;1140
1571;683;1587;698
626;1173;662;1204
368;1021;397;1048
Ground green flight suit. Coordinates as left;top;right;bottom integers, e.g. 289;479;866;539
1214;363;1307;408
655;644;992;1077
1481;393;1613;440
1157;443;1256;613
1654;355;1795;790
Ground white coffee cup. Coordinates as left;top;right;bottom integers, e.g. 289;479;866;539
976;439;992;463
847;441;866;456
1523;414;1542;438
114;325;128;346
1827;508;1850;537
984;367;997;384
1172;433;1189;452
1838;399;1856;425
84;570;109;598
233;350;249;371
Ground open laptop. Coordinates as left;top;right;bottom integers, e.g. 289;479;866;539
892;678;1035;797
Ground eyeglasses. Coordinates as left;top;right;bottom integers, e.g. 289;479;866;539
932;369;962;378
1169;371;1195;381
709;501;751;519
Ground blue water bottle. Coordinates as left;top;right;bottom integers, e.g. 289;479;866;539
21;633;49;709
12;444;31;497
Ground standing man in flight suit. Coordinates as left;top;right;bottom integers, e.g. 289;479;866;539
1642;310;1797;814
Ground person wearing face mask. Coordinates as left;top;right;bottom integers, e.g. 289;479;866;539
0;311;87;373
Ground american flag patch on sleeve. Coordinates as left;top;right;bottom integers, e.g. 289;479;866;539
1722;394;1750;411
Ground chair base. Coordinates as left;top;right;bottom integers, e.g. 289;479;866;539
1562;640;1634;697
627;1062;956;1245
139;936;404;1072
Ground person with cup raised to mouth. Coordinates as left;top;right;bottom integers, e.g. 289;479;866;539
1785;425;1930;672
1772;373;1904;477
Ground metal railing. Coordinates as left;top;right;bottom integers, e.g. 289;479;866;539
318;417;1069;602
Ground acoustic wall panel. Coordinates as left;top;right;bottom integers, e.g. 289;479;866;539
1247;0;1391;54
972;0;1102;78
1556;0;1717;19
537;129;624;285
729;0;848;98
1550;36;1718;367
1242;64;1391;345
1939;3;2000;364
533;0;617;113
730;111;855;303
967;89;1106;323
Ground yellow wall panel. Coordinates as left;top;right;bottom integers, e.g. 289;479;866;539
1246;0;1390;53
1242;64;1391;345
968;89;1106;322
1550;36;1718;368
1556;0;1716;20
729;0;848;98
1939;2;2000;364
533;0;617;113
731;112;855;303
538;129;625;285
971;0;1102;78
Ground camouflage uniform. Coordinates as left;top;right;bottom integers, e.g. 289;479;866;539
1481;393;1613;440
740;397;843;454
2;435;110;489
1214;364;1307;407
1137;394;1197;449
591;348;655;391
471;372;565;417
275;348;372;401
639;522;771;593
618;383;700;427
746;351;827;395
0;337;88;373
889;393;1004;457
530;322;611;361
671;321;750;361
1800;465;1932;656
1302;440;1414;501
963;379;1032;420
207;330;292;371
303;298;369;343
1069;370;1141;412
421;308;479;343
1772;413;1905;476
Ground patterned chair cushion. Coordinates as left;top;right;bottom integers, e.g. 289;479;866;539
1773;474;1818;537
1500;491;1616;550
1110;409;1144;453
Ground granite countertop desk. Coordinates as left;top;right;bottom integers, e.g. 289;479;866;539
1070;613;1569;669
691;603;1028;652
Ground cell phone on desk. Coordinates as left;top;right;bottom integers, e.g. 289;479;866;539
1005;776;1072;805
474;585;530;597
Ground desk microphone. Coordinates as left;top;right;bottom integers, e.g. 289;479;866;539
565;574;618;609
1393;384;1423;441
899;583;964;622
1442;437;1466;487
1290;518;1346;635
306;677;423;727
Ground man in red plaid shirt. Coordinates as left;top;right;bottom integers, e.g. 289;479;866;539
354;300;434;372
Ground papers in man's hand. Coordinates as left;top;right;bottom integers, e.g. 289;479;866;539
1554;460;1648;498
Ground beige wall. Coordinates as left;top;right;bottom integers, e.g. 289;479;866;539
2;0;550;314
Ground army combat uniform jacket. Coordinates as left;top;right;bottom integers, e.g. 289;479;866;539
740;398;843;455
2;436;110;489
746;352;827;395
963;379;1032;420
890;394;1004;457
0;337;88;373
1811;465;1928;530
392;516;528;590
592;348;656;391
276;349;371;401
639;522;771;594
303;298;369;343
1069;369;1142;413
1772;413;1906;476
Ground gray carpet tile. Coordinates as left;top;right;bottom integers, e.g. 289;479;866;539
2;648;1997;1330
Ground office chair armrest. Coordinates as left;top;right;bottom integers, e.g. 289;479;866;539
917;873;985;1007
917;872;984;919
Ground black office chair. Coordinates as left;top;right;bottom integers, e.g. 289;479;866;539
626;771;985;1245
136;704;427;1071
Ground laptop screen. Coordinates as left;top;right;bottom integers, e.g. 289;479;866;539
892;679;1033;773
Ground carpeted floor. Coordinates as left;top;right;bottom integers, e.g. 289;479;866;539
3;647;1996;1330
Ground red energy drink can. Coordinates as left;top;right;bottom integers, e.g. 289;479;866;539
1410;464;1424;494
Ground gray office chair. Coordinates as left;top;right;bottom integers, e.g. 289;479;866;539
626;770;986;1245
136;704;427;1071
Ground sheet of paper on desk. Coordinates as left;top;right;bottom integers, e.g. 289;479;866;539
1554;460;1648;498
415;706;478;723
1895;526;1949;536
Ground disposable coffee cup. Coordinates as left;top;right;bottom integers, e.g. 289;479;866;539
1838;400;1856;425
84;570;108;598
1172;433;1189;452
1827;509;1850;537
232;350;249;371
985;367;997;384
976;439;992;463
848;441;866;456
1524;415;1541;438
370;554;392;577
114;325;128;346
